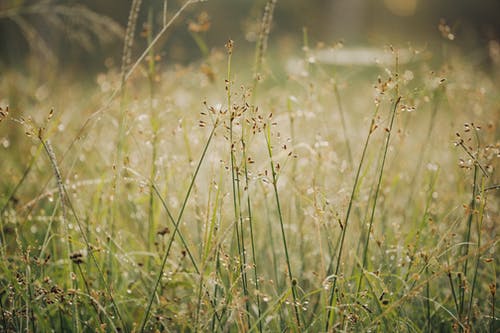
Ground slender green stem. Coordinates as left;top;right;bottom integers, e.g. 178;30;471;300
467;179;486;324
140;122;217;332
264;123;301;329
40;139;80;332
356;96;401;293
447;271;460;315
404;87;442;219
243;140;263;333
252;0;277;105
40;136;126;332
490;284;495;333
403;169;439;284
226;40;251;328
211;246;222;332
459;164;478;323
194;268;205;332
425;264;431;332
110;0;143;285
333;82;353;167
146;5;158;272
325;105;381;331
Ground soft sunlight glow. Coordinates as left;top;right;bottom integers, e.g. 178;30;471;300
384;0;418;16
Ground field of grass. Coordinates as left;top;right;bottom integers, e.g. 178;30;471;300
0;1;499;332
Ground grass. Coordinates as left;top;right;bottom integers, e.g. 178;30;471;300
0;1;499;332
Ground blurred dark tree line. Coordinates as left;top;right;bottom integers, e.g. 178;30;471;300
0;0;498;73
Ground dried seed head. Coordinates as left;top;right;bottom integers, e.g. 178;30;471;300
47;108;54;120
225;39;234;54
157;227;170;236
489;283;496;295
0;106;9;122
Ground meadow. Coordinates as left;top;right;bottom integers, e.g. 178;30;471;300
0;0;498;332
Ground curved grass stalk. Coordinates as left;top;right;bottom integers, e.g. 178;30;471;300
139;122;218;332
243;140;263;333
458;126;487;328
404;86;443;219
40;138;80;332
40;136;127;331
369;239;498;329
225;39;251;329
325;104;382;331
41;0;197;200
252;0;277;105
466;178;486;325
264;123;302;329
356;96;401;293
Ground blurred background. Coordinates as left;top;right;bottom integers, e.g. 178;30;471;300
0;0;499;74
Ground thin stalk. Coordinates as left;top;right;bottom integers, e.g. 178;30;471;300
458;164;478;323
302;29;353;168
26;265;35;333
0;142;41;215
243;140;263;333
362;271;389;330
140;122;217;332
162;0;168;27
235;178;251;327
286;98;305;274
351;159;377;279
109;0;142;285
261;183;280;292
148;176;223;330
325;104;381;332
466;178;486;324
196;175;221;331
76;264;105;328
197;209;210;331
52;0;194;171
39;138;80;332
264;123;301;329
367;241;498;330
457;141;489;178
333;83;354;167
456;124;489;328
124;0;196;83
211;245;222;332
225;40;251;328
404;87;443;217
403;169;439;284
56;167;127;332
194;267;205;332
249;2;278;329
312;223;342;324
211;209;229;332
208;173;224;332
150;182;198;274
0;141;43;259
490;282;495;333
467;178;486;330
356;96;401;293
120;0;142;88
41;135;125;331
425;264;431;332
146;5;159;272
251;0;277;105
447;271;460;316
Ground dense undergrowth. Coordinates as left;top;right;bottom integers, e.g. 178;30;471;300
0;0;499;332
